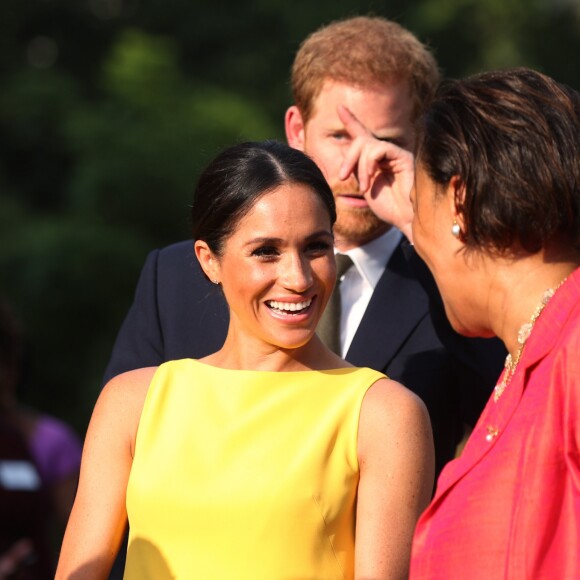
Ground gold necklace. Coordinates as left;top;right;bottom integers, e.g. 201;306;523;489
493;278;568;402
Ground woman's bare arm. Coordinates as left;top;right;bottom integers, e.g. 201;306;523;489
355;378;435;579
55;367;156;579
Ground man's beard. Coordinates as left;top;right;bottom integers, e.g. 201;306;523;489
330;179;388;246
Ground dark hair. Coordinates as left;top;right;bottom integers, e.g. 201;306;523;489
191;140;336;255
416;67;580;254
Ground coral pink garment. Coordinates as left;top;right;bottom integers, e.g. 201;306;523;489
411;267;580;579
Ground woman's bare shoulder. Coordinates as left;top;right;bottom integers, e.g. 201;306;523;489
97;367;159;418
360;377;432;449
364;377;428;417
84;367;160;458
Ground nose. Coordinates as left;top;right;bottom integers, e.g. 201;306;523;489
280;253;313;292
338;143;360;188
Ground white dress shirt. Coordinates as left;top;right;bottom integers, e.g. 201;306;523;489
338;228;403;357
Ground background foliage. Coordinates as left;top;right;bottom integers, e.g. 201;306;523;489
1;0;579;434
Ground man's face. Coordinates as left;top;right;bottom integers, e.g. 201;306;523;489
287;79;415;250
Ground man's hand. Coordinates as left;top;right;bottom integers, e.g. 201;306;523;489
337;105;415;242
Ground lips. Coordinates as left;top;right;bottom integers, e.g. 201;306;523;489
266;299;313;314
337;194;368;208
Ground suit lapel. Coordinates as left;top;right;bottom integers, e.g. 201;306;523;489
345;242;430;369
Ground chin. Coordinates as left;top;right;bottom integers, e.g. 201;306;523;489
446;315;485;338
453;326;481;338
272;331;315;351
445;308;474;337
334;213;385;244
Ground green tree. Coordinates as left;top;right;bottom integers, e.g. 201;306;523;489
0;0;578;435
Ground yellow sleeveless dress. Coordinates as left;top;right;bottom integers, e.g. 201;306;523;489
124;359;385;579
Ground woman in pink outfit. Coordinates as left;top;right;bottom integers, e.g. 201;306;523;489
406;68;580;578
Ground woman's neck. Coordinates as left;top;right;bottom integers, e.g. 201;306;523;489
490;253;578;357
203;332;346;373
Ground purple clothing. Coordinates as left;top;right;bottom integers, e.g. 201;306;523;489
28;416;82;486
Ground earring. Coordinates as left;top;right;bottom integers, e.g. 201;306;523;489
451;221;462;238
213;279;219;285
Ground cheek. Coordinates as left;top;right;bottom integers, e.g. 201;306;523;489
412;223;449;303
305;142;340;182
412;203;441;265
241;268;272;295
317;259;337;290
429;258;468;329
411;216;430;263
222;263;268;301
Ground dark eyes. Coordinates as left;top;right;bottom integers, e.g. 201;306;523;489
251;246;279;258
251;241;332;260
306;241;332;253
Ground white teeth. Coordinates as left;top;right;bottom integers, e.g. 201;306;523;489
267;299;312;312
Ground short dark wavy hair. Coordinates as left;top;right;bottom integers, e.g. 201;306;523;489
416;67;580;255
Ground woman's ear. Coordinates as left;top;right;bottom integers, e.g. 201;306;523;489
194;240;220;284
448;175;467;233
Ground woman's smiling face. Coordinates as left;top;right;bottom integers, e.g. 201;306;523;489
206;182;336;350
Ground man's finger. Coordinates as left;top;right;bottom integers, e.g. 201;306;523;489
339;138;364;181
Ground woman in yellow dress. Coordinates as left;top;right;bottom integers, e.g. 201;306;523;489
56;140;434;579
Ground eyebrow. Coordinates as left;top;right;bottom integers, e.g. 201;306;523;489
244;230;334;246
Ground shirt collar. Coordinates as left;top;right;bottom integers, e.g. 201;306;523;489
339;228;402;289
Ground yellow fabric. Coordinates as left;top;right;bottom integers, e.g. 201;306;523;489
124;359;385;580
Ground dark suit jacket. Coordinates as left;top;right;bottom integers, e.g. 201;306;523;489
104;239;505;479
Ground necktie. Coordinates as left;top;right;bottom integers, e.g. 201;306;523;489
317;253;353;355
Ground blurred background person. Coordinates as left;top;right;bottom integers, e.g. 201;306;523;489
1;419;51;580
0;299;82;577
396;68;578;577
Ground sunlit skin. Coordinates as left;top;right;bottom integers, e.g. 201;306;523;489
410;163;491;337
286;80;415;251
195;183;337;371
411;160;580;366
410;163;545;346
